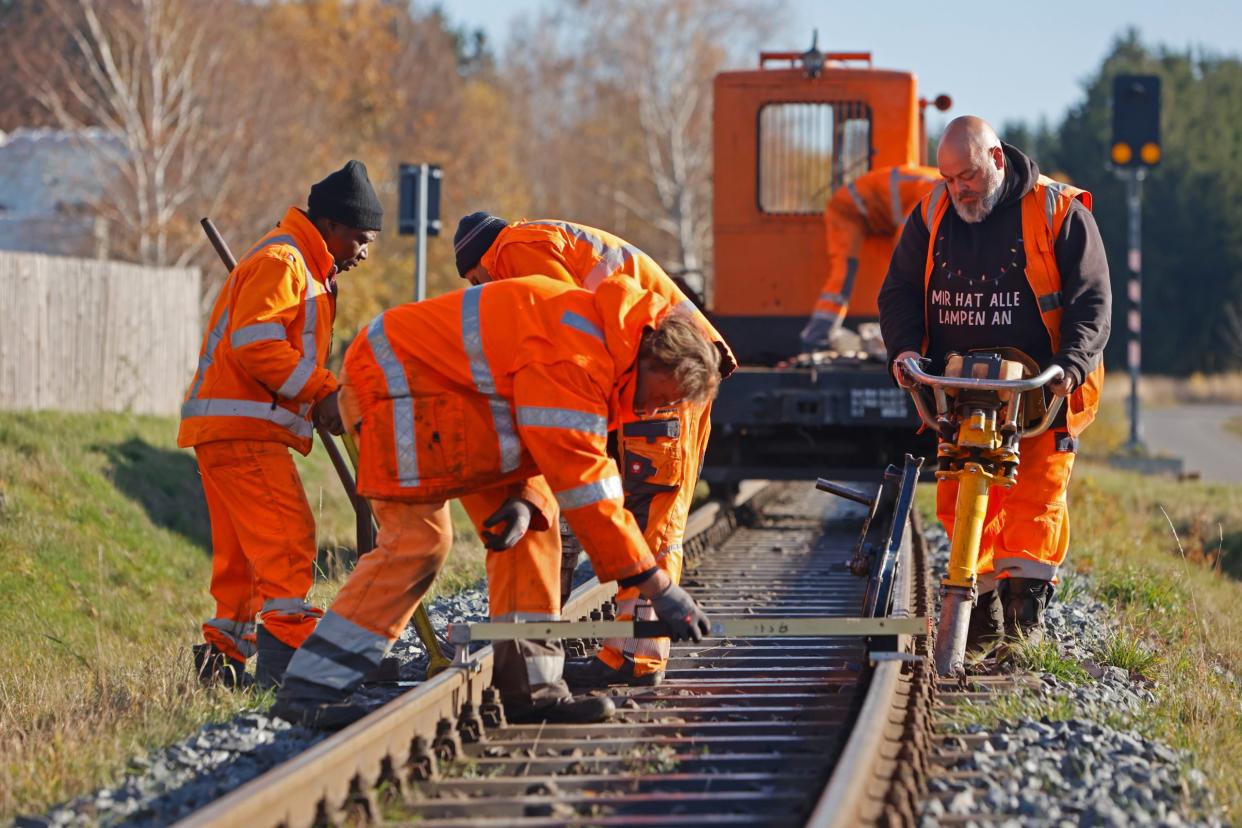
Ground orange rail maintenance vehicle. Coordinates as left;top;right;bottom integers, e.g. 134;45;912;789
703;38;950;485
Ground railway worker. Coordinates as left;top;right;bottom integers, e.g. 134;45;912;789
272;276;718;728
178;160;383;690
800;165;941;352
878;116;1110;649
451;213;735;690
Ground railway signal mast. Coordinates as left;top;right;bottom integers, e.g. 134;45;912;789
1110;74;1161;451
398;163;443;300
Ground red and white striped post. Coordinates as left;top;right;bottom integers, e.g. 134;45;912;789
1125;168;1146;450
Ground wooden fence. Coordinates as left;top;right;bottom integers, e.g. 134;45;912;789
0;251;201;415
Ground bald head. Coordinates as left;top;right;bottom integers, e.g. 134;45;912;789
937;116;1005;223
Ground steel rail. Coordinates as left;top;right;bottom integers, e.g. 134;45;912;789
176;483;773;828
177;479;931;827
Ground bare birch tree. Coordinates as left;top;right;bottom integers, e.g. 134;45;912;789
506;0;786;293
19;0;243;268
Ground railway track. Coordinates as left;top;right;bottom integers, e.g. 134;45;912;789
177;480;935;828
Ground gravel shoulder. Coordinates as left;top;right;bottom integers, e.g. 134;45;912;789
921;524;1226;827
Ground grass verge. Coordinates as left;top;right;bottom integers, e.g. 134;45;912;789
0;411;483;821
921;462;1242;821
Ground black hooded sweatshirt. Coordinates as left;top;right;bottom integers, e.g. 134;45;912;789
877;143;1111;386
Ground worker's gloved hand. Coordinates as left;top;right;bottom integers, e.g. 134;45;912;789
481;498;535;551
891;350;922;389
313;390;344;435
798;316;833;352
651;583;711;642
1048;368;1076;398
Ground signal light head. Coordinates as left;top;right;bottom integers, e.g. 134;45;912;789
1140;142;1161;165
1111;142;1133;165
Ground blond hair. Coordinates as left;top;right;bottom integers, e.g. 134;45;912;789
639;314;721;403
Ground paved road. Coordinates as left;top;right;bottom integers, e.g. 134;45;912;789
1141;403;1242;483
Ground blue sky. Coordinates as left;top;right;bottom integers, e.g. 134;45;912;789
439;0;1242;129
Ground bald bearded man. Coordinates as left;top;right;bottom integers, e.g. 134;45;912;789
878;116;1110;652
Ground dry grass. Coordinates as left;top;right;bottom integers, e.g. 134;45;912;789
915;385;1242;820
1101;371;1242;406
1064;464;1242;820
0;412;485;821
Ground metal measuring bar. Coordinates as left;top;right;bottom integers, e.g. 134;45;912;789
448;616;929;646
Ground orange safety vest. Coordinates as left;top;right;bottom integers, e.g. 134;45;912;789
918;176;1104;436
178;207;339;453
482;220;736;375
343;276;668;583
812;166;940;322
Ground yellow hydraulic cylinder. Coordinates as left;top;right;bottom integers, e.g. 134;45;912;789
943;462;992;589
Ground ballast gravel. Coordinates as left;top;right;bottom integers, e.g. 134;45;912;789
921;524;1225;827
23;580;505;828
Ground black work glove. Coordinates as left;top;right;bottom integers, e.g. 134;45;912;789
481;498;535;551
651;583;711;642
312;390;344;436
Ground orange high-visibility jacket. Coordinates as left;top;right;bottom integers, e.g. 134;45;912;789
343;276;668;583
812;166;941;323
481;220;736;375
178;208;339;454
918;176;1104;436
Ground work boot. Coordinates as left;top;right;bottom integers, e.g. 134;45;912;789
193;643;254;690
255;627;298;690
1000;578;1054;647
269;696;378;730
965;590;1004;654
271;676;379;731
564;656;663;689
504;693;616;725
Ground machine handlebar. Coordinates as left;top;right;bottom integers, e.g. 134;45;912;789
898;357;1066;439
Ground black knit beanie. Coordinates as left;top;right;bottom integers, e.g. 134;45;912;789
307;160;384;231
453;212;507;275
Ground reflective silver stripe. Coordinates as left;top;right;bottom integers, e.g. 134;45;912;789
525;653;565;685
560;310;604;342
555;475;623;510
673;299;696;315
276;358;315;399
261;598;315;616
230;322;285;348
523;221;648;291
367;313;419;487
925;182;946;224
516;405;608;436
997;559;1059;582
809;310;837;321
461;285;521;473
205;617;257;658
819;291;847;305
181;398;313;439
1044;182;1065;233
584;243;644;290
847;182;868;217
1038;292;1063;313
282;611;392;691
187;308;229;401
241;233;299;263
889;168;904;228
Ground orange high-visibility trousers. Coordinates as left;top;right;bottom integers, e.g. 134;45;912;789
195;440;323;660
280;378;571;705
936;428;1076;591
